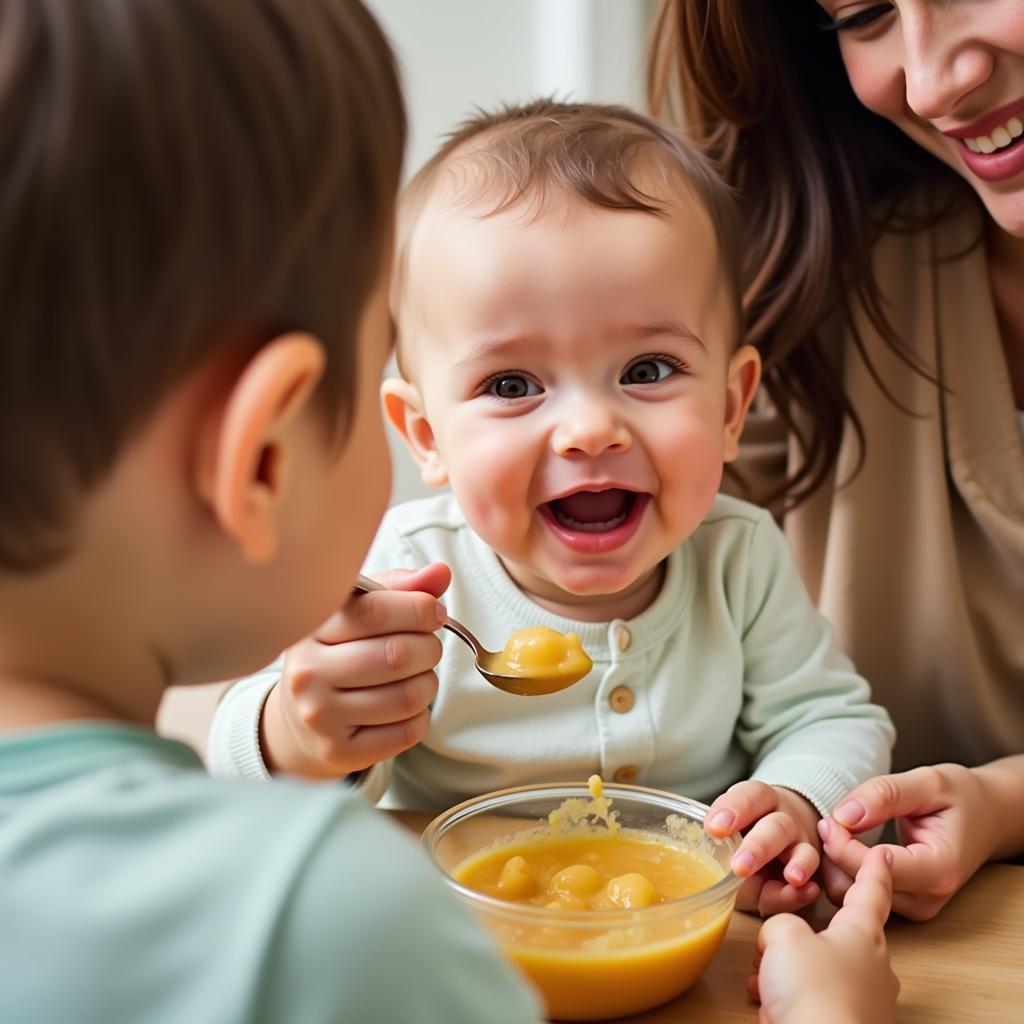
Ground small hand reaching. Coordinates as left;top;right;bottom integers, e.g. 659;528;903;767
750;846;899;1024
705;780;822;916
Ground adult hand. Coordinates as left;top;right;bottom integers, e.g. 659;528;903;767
261;563;451;778
819;763;1002;921
705;781;822;916
751;846;898;1024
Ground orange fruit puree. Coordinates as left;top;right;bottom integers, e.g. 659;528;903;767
453;782;733;1020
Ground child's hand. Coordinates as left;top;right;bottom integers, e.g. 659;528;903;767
818;763;1001;921
705;781;822;916
260;563;451;779
749;846;898;1024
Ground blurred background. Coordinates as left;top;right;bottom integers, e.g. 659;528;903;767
368;0;659;505
158;0;661;749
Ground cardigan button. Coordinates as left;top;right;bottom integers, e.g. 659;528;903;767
609;685;634;713
613;625;632;652
613;764;639;784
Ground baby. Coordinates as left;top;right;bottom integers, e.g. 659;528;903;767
210;100;894;916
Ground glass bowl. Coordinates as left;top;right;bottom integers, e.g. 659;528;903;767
421;782;742;1021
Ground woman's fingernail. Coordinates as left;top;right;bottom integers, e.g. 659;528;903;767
817;819;830;841
833;800;866;827
731;851;755;875
435;602;448;624
709;811;735;831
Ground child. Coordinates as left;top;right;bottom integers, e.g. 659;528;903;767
0;2;541;1020
209;100;895;918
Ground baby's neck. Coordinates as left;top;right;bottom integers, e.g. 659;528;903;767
508;561;666;623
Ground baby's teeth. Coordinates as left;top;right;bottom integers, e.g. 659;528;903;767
1009;117;1024;138
992;126;1012;148
966;138;981;153
977;135;996;154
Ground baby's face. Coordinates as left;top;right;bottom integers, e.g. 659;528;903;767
399;187;750;609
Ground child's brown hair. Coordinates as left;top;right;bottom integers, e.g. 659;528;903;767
0;0;405;572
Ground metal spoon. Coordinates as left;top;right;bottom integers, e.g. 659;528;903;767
353;574;589;696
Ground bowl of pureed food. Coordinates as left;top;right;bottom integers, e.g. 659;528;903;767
422;778;742;1021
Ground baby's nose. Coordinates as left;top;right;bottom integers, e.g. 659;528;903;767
551;401;631;457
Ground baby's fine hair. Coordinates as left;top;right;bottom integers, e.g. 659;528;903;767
0;0;404;572
396;98;741;317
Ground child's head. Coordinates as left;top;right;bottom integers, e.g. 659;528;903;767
384;100;760;613
0;0;404;698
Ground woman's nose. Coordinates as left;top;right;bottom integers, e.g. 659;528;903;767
551;399;631;457
901;11;994;121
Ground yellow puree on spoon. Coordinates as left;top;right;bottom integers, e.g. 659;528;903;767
482;626;593;695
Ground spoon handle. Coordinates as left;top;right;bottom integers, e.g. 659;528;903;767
352;574;484;659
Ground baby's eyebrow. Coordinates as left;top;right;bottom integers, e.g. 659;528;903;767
618;319;707;352
454;333;547;370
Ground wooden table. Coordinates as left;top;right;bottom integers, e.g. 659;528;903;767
391;811;1024;1022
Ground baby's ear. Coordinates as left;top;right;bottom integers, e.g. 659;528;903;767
380;377;448;488
723;344;761;463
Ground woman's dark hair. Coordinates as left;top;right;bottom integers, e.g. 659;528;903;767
649;0;971;508
0;0;405;570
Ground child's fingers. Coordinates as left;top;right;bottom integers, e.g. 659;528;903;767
756;877;819;917
779;841;820;887
293;631;443;692
820;818;946;896
821;853;855;907
335;708;432;766
305;671;438;728
730;811;800;876
316;586;447;645
830;846;893;939
706;780;779;838
831;766;949;833
755;911;812;957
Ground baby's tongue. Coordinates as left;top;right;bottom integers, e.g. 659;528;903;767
553;489;630;525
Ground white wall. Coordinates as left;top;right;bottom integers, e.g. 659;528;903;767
366;0;657;505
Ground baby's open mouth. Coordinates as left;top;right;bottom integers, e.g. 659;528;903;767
545;489;638;534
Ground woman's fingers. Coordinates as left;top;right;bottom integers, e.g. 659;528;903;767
819;818;947;895
831;766;951;833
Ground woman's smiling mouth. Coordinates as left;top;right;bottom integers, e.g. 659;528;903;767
540;489;650;553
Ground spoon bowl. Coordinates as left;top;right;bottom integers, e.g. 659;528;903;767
354;574;590;696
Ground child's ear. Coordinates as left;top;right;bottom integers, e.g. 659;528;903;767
197;332;326;563
723;344;761;463
380;376;448;488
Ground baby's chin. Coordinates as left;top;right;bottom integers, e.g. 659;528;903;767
496;551;668;621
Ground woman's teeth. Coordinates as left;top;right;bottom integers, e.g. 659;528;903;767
964;115;1024;154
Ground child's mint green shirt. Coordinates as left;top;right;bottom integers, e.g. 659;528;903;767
0;723;540;1024
212;494;894;814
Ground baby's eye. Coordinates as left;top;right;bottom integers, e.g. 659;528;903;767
620;357;679;386
488;373;542;400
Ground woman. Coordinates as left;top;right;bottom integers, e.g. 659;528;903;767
649;0;1023;924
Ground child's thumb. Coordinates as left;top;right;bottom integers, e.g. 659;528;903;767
369;562;452;599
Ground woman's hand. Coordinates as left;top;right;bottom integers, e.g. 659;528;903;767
819;759;1024;921
750;846;898;1024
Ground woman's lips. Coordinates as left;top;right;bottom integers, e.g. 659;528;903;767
956;132;1024;183
539;493;650;554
